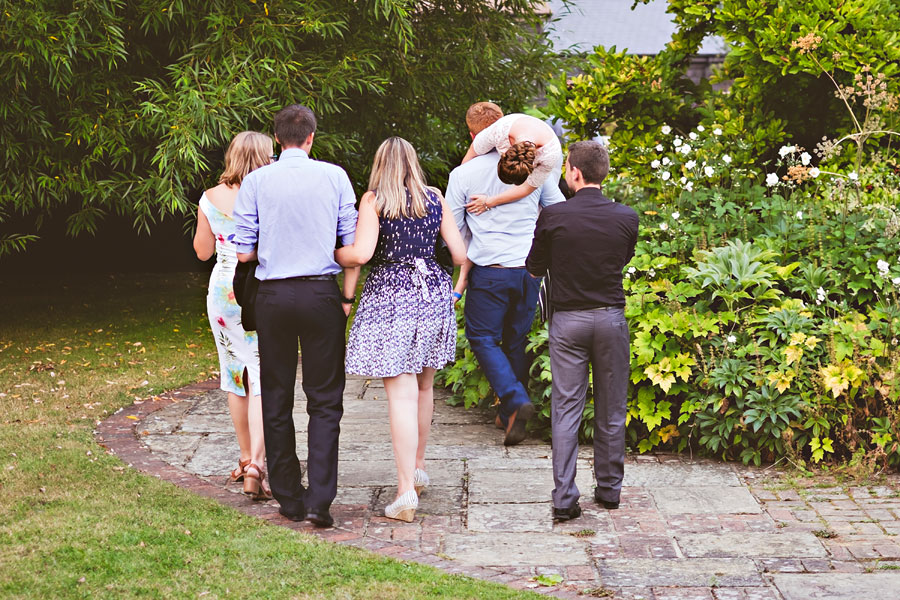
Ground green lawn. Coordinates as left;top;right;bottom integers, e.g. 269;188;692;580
0;273;536;599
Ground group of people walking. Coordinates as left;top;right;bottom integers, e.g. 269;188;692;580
193;102;638;526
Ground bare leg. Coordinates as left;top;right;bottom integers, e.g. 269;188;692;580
384;373;419;498
226;391;251;461
415;367;436;470
247;391;266;467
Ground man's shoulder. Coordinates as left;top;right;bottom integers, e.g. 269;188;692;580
450;151;500;177
310;158;349;177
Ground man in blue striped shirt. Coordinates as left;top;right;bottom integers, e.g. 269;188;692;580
234;104;359;528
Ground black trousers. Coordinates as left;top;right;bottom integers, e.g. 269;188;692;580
255;277;346;515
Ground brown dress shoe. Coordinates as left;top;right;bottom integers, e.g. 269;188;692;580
503;402;535;446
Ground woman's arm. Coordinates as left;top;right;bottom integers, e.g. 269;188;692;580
340;266;361;316
465;182;537;214
193;208;215;261
460;142;479;164
335;191;379;267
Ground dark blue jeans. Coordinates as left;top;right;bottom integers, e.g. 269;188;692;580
464;265;540;425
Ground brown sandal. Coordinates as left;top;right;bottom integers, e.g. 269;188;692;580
243;463;273;501
229;458;251;483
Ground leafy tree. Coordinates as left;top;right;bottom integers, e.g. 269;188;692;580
0;0;560;256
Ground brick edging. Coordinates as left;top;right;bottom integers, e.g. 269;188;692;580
94;379;583;599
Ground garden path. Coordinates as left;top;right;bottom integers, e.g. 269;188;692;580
98;373;900;600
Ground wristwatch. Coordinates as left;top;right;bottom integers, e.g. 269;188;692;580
341;294;356;304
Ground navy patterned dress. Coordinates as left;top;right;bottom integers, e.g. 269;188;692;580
345;189;456;378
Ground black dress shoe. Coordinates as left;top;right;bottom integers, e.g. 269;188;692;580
279;507;306;522
553;503;582;521
305;508;334;528
594;489;619;510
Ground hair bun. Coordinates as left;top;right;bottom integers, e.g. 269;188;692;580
497;141;536;185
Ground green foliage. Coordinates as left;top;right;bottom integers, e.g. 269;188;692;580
0;0;561;254
440;116;900;469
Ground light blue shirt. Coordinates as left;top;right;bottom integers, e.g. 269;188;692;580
232;148;358;280
445;150;565;267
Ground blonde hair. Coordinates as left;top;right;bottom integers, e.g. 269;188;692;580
369;137;429;220
466;102;503;135
219;131;273;186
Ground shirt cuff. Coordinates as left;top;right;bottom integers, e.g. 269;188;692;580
233;243;256;254
340;232;356;246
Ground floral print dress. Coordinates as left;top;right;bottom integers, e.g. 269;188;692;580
200;193;260;397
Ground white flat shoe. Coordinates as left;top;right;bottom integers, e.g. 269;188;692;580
414;468;430;496
385;489;418;522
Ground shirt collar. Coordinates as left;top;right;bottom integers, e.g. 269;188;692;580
572;186;611;203
279;148;308;160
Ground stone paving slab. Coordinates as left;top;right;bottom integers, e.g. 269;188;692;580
651;487;763;515
98;374;900;599
596;558;764;587
773;572;900;599
444;532;590;567
676;532;827;558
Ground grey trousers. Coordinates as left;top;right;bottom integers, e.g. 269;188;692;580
549;307;629;509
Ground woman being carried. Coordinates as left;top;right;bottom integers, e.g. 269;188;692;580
337;137;467;522
461;112;563;215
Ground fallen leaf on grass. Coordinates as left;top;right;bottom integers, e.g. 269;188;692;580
126;416;139;421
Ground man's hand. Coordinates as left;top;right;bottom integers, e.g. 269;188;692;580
341;302;352;317
464;194;492;215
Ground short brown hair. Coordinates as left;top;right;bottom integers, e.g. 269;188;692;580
219;131;274;186
465;102;503;135
497;141;536;185
567;141;609;185
274;104;316;147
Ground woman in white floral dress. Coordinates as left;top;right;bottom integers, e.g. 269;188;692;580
193;131;274;500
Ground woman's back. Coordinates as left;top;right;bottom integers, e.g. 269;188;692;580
372;188;442;264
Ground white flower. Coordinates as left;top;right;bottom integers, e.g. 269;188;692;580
648;268;656;278
809;167;820;178
672;211;680;220
662;157;671;166
685;160;697;170
765;173;779;187
651;159;661;169
726;335;737;344
778;145;796;158
660;222;669;231
722;154;732;164
796;211;803;219
893;276;900;287
816;287;827;305
877;259;891;275
713;128;723;136
680;144;691;155
680;176;687;185
800;152;812;166
661;171;671;181
848;171;858;181
661;125;672;135
673;137;683;147
685;181;694;192
627;266;636;274
689;132;699;141
704;166;715;177
655;144;664;152
697;125;705;132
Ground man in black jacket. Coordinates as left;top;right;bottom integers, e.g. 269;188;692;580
525;140;638;521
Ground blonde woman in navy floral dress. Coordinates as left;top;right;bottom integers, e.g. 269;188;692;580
339;137;467;521
193;131;273;500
